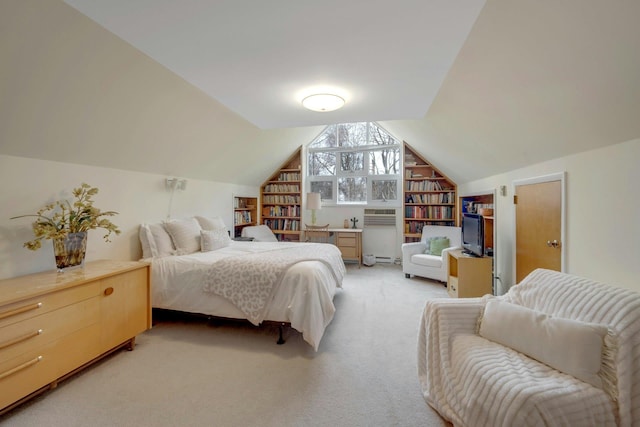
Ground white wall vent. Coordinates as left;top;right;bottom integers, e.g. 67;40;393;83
363;209;396;227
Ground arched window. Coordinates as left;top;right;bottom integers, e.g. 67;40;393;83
307;122;401;206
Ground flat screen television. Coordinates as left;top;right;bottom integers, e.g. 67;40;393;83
462;213;484;257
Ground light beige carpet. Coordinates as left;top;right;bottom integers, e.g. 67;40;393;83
1;263;450;427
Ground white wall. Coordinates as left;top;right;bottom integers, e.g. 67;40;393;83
0;154;257;280
458;138;640;294
3;139;638;294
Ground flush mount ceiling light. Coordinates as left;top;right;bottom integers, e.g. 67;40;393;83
301;93;345;112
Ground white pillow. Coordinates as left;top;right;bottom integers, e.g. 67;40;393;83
195;216;226;231
200;229;231;252
148;223;175;257
164;218;202;255
479;299;607;388
139;224;157;259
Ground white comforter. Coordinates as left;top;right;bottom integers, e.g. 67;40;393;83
149;241;346;350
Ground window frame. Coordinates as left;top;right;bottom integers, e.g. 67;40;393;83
307;122;401;207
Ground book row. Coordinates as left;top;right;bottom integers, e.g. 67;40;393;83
405;206;454;220
263;219;301;231
277;172;301;181
263;184;300;193
404;169;436;179
234;211;253;225
262;206;300;217
406;192;454;204
405;180;445;191
262;195;301;204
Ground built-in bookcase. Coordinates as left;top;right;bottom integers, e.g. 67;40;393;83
233;196;258;238
260;147;302;241
403;142;457;242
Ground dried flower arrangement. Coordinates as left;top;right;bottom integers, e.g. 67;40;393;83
11;183;121;250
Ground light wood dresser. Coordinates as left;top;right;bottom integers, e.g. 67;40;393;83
0;260;150;414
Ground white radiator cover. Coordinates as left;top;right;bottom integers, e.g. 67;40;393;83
363;209;397;263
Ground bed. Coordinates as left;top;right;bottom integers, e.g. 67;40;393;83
140;218;346;350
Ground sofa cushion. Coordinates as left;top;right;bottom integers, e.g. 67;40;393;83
411;253;443;268
430;238;450;256
479;299;608;388
449;333;615;426
423;236;445;254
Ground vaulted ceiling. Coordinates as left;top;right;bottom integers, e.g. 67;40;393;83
1;0;639;186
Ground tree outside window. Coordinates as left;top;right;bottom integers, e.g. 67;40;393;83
307;122;401;206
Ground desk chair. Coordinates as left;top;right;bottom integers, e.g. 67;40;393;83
305;224;330;243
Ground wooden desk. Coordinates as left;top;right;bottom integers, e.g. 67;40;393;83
328;228;362;267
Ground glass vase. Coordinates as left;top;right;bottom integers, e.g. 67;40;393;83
53;232;87;271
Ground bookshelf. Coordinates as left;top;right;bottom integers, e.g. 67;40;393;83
403;142;457;242
260;147;302;242
460;193;495;256
233;196;258;238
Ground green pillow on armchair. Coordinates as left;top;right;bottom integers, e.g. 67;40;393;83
429;238;451;256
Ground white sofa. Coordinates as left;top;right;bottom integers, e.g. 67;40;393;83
418;268;640;427
401;225;461;282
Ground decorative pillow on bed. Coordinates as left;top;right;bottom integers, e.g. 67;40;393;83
164;218;202;255
139;224;157;259
195;216;227;231
148;223;176;257
479;299;608;388
200;228;231;252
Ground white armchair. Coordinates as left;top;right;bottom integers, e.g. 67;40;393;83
418;268;640;426
240;225;278;242
401;225;461;282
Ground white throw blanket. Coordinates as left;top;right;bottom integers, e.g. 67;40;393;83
202;243;344;325
418;268;640;427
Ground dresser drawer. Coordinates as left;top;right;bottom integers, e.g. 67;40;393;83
0;322;100;410
0;296;99;362
339;246;358;258
336;234;356;247
0;283;99;329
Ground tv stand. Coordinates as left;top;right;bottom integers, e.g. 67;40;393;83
461;249;481;257
447;249;492;298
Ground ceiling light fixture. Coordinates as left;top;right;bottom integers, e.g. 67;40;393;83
301;93;345;112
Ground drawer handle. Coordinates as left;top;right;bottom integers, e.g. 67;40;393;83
104;287;114;296
0;302;42;321
0;329;43;350
0;355;42;381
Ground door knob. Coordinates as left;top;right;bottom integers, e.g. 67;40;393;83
546;240;561;248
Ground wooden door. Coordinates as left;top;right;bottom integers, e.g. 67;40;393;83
515;180;562;283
